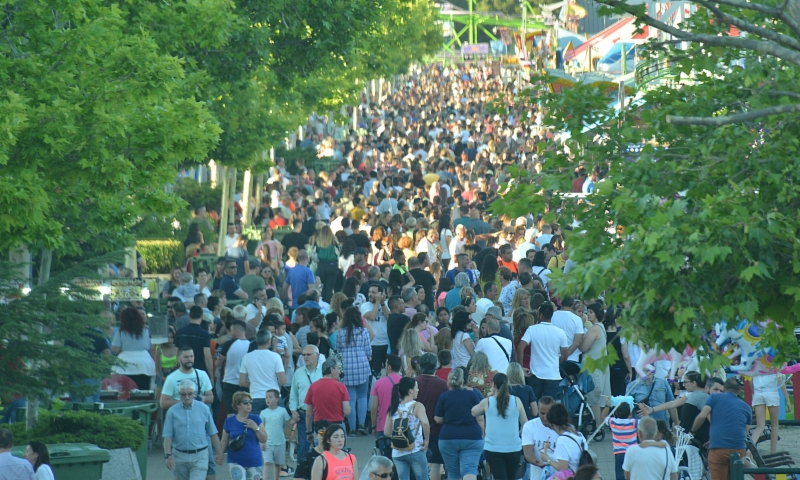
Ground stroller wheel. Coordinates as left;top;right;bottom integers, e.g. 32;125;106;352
594;429;605;442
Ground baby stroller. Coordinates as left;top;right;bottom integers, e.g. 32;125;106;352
557;361;604;441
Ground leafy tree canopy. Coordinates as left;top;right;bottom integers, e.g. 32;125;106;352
495;0;800;368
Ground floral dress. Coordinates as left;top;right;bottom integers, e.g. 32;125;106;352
467;370;496;398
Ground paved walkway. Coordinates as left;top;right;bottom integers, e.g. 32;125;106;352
147;430;616;480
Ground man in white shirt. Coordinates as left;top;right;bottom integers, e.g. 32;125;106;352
474;318;513;373
360;283;390;377
516;302;568;399
239;329;286;416
522;397;560;480
224;224;238;249
551;297;585;363
218;321;250;416
622;417;678;480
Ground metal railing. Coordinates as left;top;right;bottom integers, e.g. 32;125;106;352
634;55;676;89
729;452;800;480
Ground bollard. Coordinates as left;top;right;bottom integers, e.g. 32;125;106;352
730;452;745;480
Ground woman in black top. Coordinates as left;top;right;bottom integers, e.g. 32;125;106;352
604;307;630;396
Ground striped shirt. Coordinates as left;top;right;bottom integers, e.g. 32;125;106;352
606;417;638;454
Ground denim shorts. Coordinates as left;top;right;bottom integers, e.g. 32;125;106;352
439;438;484;479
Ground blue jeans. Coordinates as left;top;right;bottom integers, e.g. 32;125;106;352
0;398;25;424
70;379;101;403
251;398;267;417
530;376;560;401
346;381;369;431
297;411;310;457
393;450;429;480
615;453;625;480
439;438;484;479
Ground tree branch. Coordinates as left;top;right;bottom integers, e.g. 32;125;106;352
599;0;800;67
694;0;800;50
666;104;800;126
769;90;800;100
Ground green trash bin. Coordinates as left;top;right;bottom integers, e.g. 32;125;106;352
13;443;110;480
69;401;157;480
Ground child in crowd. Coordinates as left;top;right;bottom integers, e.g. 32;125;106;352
606;400;638;480
435;350;453;382
260;389;295;480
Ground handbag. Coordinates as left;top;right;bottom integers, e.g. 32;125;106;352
229;432;247;452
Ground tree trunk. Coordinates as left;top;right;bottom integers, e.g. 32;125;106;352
216;166;230;257
26;247;52;430
242;169;252;226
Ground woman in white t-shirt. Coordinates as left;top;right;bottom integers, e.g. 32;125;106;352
540;403;590;476
439;214;454;270
450;311;475;368
751;373;792;453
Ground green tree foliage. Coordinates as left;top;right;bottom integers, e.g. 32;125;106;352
0;254;122;401
0;0;222;256
8;410;145;450
495;0;800;367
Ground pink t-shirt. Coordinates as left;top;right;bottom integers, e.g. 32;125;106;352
370;372;401;431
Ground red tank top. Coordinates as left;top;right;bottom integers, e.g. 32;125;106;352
322;451;355;480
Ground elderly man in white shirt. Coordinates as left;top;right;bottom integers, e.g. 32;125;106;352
474;318;513;373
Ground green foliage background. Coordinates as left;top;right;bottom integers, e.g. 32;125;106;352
7;410;145;450
136;240;185;274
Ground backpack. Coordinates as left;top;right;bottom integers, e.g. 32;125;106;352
542;434;594;480
564;433;595;468
390;402;420;451
318;245;338;263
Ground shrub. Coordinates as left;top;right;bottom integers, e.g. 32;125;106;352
173;177;222;213
8;410;145;450
137;239;184;274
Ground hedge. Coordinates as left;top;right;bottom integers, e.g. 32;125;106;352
137;239;184;274
8;410;145;450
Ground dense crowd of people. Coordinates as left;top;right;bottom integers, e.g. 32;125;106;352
3;62;794;480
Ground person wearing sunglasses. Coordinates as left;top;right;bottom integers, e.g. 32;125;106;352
358;455;394;480
294;420;331;480
220;391;266;480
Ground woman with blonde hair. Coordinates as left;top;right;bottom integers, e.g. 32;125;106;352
329;292;348;319
506;362;538;419
284;246;299;275
399;328;425;376
311;225;340;302
511;288;531;312
467;351;496;398
405;312;437;353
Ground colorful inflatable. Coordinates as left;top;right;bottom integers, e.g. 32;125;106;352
714;319;799;376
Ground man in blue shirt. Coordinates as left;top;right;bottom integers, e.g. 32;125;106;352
691;377;752;480
0;429;34;480
283;250;317;308
445;253;476;286
628;365;678;424
219;260;248;301
163;380;223;480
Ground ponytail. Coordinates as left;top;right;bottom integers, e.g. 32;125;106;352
388;383;401;416
493;373;510;418
388;377;417;416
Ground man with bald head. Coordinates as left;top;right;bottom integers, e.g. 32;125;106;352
289;345;323;457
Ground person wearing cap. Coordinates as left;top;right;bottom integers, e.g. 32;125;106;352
346;247;370;278
293;419;331;480
628;364;677;424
